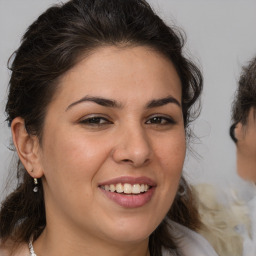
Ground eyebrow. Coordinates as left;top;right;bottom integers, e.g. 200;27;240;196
66;96;122;111
66;95;181;111
146;96;181;108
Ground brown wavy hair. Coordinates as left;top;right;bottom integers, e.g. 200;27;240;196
0;0;203;255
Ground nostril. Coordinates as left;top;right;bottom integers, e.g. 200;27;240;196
122;159;132;163
121;158;150;166
112;139;152;167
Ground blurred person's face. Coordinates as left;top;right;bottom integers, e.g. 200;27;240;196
235;108;256;181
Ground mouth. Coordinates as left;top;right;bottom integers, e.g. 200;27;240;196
98;176;156;208
100;183;151;195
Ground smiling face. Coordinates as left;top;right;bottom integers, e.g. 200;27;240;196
37;46;185;248
235;108;256;181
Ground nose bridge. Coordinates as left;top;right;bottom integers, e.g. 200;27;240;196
112;121;152;166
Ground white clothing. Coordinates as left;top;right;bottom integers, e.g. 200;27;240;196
162;221;218;256
242;195;256;256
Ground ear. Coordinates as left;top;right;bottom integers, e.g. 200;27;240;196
11;117;44;178
234;122;244;142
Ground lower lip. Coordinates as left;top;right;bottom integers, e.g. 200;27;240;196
100;187;155;208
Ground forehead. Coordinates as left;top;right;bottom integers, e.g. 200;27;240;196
54;46;182;105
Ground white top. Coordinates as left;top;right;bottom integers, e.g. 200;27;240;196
162;221;218;256
242;195;256;256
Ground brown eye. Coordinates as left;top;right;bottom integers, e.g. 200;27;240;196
146;116;175;125
80;116;112;126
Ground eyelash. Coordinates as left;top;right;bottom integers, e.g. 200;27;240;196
79;116;113;126
145;115;176;125
79;115;176;127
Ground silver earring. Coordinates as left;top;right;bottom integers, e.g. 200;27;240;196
33;178;38;193
177;178;187;197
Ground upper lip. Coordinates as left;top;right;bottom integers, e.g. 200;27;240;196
98;176;156;187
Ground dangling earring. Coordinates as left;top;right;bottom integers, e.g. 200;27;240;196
33;178;38;193
178;178;187;197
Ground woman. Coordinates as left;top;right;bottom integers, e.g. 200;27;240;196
0;0;217;255
230;56;256;256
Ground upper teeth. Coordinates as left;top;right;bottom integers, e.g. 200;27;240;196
101;183;150;194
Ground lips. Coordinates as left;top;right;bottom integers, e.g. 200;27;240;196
98;176;156;208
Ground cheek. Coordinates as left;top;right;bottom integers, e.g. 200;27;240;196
237;130;256;157
246;131;256;153
155;132;186;172
153;131;186;194
152;134;185;219
41;129;111;189
237;144;256;181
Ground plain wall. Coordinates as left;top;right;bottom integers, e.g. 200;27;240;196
1;0;256;200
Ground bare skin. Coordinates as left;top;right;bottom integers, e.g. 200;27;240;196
10;46;185;256
235;108;256;181
0;241;29;256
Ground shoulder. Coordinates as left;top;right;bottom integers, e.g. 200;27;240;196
0;240;29;256
170;221;219;256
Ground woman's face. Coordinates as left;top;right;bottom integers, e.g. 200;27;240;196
37;46;185;245
235;108;256;181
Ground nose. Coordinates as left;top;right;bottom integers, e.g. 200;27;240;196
112;125;152;167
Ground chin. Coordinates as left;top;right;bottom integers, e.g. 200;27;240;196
103;222;154;244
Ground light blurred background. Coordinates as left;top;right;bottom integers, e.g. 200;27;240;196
1;0;256;201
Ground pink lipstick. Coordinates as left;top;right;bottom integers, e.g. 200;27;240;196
98;176;156;208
